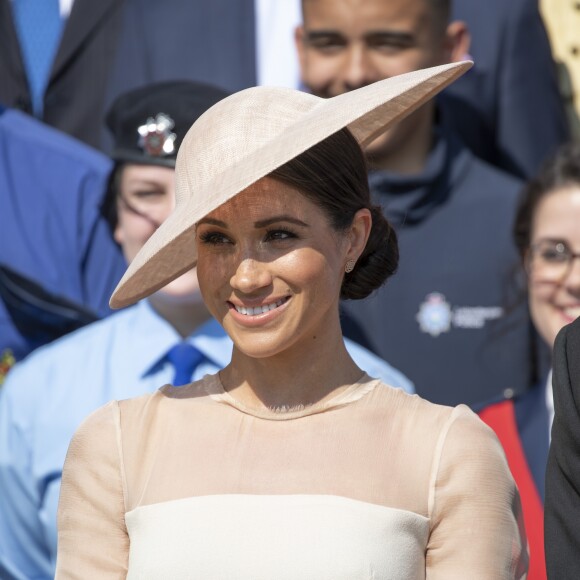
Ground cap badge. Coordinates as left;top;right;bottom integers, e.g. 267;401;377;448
137;113;176;157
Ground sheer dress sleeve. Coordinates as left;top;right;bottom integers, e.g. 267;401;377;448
55;401;128;578
426;405;528;579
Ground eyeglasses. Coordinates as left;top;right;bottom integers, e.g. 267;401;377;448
527;239;580;282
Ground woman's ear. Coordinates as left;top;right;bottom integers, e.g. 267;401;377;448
346;208;372;262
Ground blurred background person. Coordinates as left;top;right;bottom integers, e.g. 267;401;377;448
0;80;413;580
0;103;125;379
295;0;533;406
478;142;580;580
250;0;569;179
0;0;125;149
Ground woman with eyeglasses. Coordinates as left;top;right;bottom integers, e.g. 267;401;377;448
477;142;580;580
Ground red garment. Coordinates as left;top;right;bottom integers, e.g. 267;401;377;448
479;400;546;580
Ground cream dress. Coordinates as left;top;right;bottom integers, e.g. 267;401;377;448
55;374;528;579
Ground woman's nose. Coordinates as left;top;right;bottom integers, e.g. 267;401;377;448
229;257;272;294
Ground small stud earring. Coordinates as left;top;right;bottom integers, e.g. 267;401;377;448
345;259;356;273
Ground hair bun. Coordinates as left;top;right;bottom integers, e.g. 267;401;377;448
341;205;398;300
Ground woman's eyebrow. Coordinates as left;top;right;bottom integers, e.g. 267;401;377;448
197;215;310;229
254;216;310;228
197;217;228;227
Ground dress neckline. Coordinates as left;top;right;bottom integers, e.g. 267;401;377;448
204;372;380;421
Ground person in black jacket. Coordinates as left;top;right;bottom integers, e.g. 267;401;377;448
545;316;580;576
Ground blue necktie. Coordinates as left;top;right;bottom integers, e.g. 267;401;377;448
166;343;205;386
12;0;63;116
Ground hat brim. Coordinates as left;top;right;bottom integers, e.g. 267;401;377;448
110;61;472;309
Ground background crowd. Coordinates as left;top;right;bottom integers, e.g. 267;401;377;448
0;0;579;578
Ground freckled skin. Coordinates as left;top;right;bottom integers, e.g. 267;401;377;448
195;176;372;410
196;177;349;360
528;187;580;347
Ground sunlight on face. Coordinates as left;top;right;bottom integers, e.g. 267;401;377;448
195;177;350;359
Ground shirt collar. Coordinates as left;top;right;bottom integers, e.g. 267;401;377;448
368;128;470;226
546;369;554;439
138;302;232;378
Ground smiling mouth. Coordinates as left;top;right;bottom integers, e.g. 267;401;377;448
561;305;580;320
232;297;289;316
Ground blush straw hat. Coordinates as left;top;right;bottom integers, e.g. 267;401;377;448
110;60;472;309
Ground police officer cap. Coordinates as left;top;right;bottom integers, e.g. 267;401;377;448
106;80;230;167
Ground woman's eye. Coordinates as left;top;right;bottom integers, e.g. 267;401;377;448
265;229;297;242
199;231;232;245
133;190;163;199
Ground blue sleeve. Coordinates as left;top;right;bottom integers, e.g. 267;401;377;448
344;338;415;394
0;370;54;580
497;0;569;177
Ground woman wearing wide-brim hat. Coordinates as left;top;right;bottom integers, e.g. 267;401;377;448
55;62;528;578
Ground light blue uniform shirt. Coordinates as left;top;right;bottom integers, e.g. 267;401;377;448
0;300;413;579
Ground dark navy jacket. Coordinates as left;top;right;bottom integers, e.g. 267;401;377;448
341;130;533;407
443;0;569;179
0;109;126;364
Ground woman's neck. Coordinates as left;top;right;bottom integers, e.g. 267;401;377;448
220;319;363;411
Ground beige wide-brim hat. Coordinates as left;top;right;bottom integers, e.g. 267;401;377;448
110;61;472;309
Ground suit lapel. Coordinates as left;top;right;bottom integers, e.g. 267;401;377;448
49;0;119;83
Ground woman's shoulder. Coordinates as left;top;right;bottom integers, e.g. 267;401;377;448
73;374;220;437
371;381;478;426
369;383;500;460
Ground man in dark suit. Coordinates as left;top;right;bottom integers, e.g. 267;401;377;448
0;0;256;152
545;316;580;578
0;0;125;150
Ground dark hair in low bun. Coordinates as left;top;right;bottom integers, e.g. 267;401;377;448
342;205;398;299
270;127;398;300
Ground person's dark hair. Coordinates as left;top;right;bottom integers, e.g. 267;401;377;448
514;142;580;261
301;0;451;36
100;162;125;234
270;127;398;300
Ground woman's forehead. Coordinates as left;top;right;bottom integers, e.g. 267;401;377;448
205;177;316;224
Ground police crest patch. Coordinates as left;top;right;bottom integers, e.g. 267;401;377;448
416;293;452;337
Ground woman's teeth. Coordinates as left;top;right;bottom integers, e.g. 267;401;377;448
563;306;580;320
234;298;286;316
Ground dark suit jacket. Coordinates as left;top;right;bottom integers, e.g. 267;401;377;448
0;0;124;150
444;0;569;179
545;317;580;579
